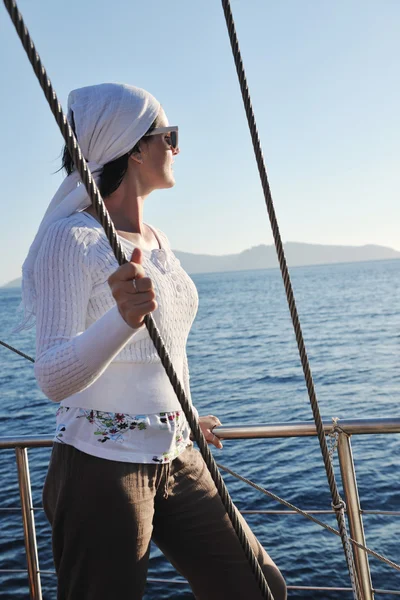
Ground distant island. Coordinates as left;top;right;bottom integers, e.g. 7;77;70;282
3;242;400;287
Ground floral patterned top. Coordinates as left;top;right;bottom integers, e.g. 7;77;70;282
37;213;197;464
55;406;192;464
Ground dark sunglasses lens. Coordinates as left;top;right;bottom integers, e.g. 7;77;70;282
170;131;178;149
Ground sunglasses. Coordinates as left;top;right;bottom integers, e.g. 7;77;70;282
146;126;179;149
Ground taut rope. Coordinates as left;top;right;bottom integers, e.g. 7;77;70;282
1;332;399;579
0;340;34;363
1;329;399;577
2;0;273;597
217;462;400;573
221;1;361;598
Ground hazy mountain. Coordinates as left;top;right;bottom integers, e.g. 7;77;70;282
3;277;23;289
174;242;400;274
3;242;400;287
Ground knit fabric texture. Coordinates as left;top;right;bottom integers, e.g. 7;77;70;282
34;212;198;404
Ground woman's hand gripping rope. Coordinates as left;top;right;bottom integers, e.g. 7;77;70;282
109;251;223;450
108;248;157;329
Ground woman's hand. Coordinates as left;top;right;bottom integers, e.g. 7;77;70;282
199;415;223;449
108;248;157;329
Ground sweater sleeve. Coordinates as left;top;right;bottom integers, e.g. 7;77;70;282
34;220;143;402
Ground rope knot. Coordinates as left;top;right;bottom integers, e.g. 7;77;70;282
332;499;347;512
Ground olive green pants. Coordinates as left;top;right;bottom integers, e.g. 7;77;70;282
43;443;286;600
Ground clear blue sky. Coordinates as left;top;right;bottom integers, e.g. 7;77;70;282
0;0;399;285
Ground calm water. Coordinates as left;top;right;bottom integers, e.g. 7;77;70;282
0;260;399;599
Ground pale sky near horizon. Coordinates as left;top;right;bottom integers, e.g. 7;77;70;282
0;0;399;285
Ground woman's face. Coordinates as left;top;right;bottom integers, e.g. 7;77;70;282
136;108;179;192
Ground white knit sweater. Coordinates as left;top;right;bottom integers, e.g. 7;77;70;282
33;212;198;414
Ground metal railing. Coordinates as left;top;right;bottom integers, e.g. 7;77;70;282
0;417;399;599
216;417;400;600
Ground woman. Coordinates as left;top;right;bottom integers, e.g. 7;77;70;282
21;83;286;599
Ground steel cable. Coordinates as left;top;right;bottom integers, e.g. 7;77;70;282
221;1;362;597
217;462;400;573
2;0;274;596
0;340;34;363
1;339;398;577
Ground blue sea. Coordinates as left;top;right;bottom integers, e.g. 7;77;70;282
0;260;399;599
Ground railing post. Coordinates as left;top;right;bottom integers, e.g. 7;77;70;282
337;432;374;600
15;447;42;600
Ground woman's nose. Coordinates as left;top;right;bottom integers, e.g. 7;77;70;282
172;146;180;156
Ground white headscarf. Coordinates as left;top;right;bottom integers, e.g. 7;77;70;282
16;83;160;331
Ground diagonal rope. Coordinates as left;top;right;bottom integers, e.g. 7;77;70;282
0;340;34;363
217;462;400;573
2;1;273;597
2;338;398;578
220;1;362;598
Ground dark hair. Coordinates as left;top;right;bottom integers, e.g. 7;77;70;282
61;112;158;198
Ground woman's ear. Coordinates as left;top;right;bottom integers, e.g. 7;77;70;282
129;151;143;165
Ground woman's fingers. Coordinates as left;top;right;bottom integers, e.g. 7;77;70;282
112;278;154;299
108;249;158;329
128;277;154;294
130;247;142;265
207;429;223;449
198;415;223;449
108;248;148;286
204;415;222;430
116;289;156;306
108;261;146;286
124;299;158;321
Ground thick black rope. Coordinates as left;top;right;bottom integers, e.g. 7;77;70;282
2;337;398;579
1;335;399;581
0;332;397;578
0;325;398;575
221;1;362;598
2;1;273;597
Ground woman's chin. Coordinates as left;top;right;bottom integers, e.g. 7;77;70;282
154;172;176;190
164;174;176;188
